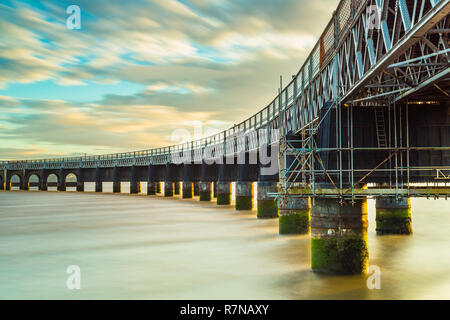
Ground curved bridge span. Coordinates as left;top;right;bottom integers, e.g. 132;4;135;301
1;0;450;274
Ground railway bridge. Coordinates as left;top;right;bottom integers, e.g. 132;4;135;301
1;0;449;274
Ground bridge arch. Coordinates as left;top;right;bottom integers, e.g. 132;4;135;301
46;173;59;190
27;174;40;190
65;172;78;191
9;174;22;190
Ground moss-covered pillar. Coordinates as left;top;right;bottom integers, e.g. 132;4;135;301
311;197;369;274
213;182;217;198
279;195;310;234
130;166;140;194
174;182;180;195
376;197;412;235
182;182;193;198
257;182;278;218
76;168;84;192
193;182;200;196
235;160;258;211
199;181;212;201
95;167;102;193
113;166;121;193
217;182;232;205
235;182;253;210
164;163;177;197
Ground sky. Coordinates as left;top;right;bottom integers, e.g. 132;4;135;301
0;0;339;160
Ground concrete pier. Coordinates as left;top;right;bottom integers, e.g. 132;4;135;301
311;198;369;274
257;182;278;218
164;182;174;197
216;182;232;205
76;168;84;192
235;182;253;210
182;182;193;198
130;166;140;194
147;182;157;195
156;182;161;194
199;182;212;201
193;182;200;196
113;167;121;193
279;194;310;234
376;197;412;235
174;182;180;195
95;167;102;193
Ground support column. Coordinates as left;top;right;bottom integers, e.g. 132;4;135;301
0;178;4;191
23;170;29;191
164;164;176;197
311;198;369;274
376;197;412;235
182;182;193;198
113;166;121;193
216;182;232;205
95;167;102;193
147;164;156;195
199;182;212;201
130;166;140;194
193;182;200;196
213;182;217;198
164;182;174;197
235;182;253;210
257;159;279;219
174;182;180;195
40;169;47;191
57;169;65;192
156;182;161;194
76;168;84;192
279;194;310;234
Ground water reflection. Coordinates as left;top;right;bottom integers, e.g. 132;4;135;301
0;191;449;299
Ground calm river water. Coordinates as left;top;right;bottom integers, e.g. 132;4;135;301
1;189;450;299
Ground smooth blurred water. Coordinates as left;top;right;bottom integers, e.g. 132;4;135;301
0;190;449;300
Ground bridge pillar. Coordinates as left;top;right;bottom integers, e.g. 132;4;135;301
57;169;65;191
279;194;310;234
213;182;217;198
199;182;212;201
174;182;180;195
95;167;102;193
257;160;279;219
130;166;140;194
193;182;200;196
182;182;193;198
40;169;47;191
164;164;178;197
156;182;161;194
23;170;30;191
376;197;412;235
147;165;156;195
76;168;84;192
217;163;235;205
311;197;369;274
235;161;258;211
113;166;121;193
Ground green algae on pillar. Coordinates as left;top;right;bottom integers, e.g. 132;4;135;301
182;182;193;199
376;197;412;235
257;181;278;219
279;196;310;234
199;181;212;201
235;181;253;210
311;198;369;274
165;182;174;197
216;182;232;205
76;182;84;192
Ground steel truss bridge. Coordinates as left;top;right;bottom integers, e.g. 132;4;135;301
1;0;450;201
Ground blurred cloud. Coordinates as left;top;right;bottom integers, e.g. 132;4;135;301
0;0;339;159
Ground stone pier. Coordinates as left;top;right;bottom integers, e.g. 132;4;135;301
182;182;193;198
376;197;412;235
310;197;369;274
174;182;180;195
279;193;310;234
113;166;121;193
199;182;212;201
95;167;102;193
130;166;140;194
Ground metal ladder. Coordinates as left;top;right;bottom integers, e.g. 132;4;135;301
375;107;387;148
